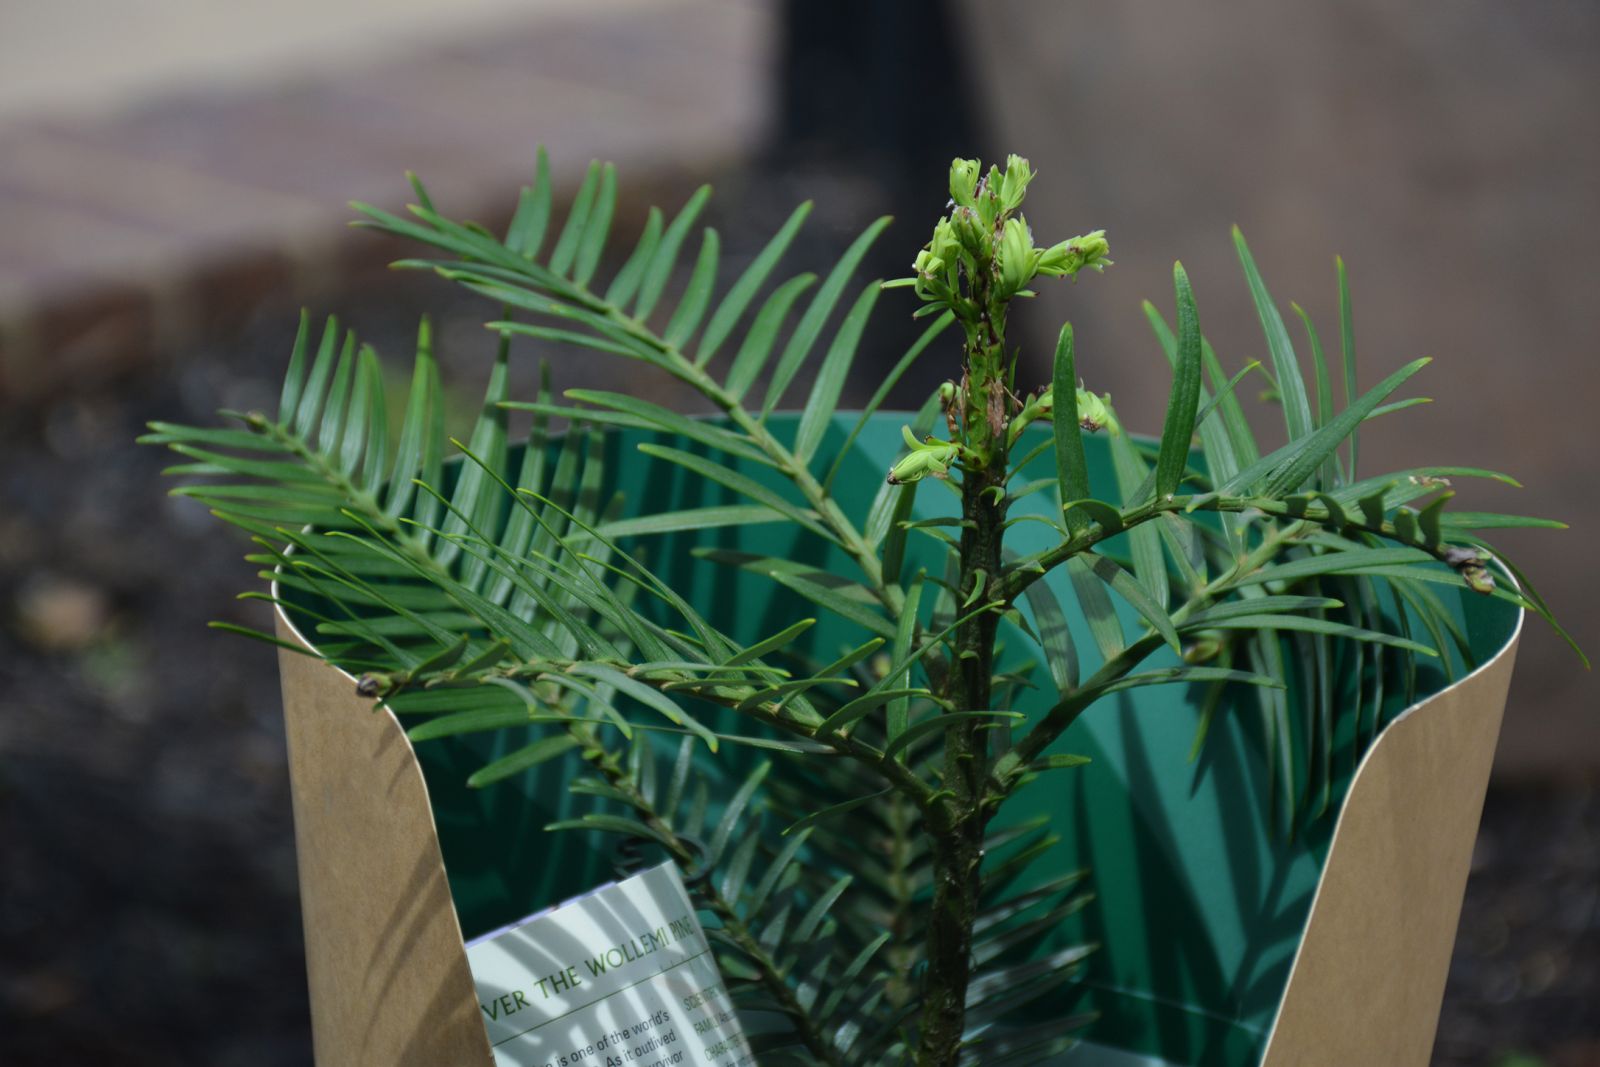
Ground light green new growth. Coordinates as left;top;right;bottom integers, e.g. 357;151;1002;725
145;149;1579;1067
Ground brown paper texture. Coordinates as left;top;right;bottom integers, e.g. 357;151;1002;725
276;609;494;1067
1261;613;1522;1066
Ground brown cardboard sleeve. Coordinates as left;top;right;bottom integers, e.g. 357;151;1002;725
276;609;493;1067
274;606;1520;1067
1260;614;1520;1065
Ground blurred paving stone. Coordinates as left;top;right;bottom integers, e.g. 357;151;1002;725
0;0;773;403
12;573;111;653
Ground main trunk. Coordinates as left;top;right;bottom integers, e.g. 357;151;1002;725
915;457;1006;1066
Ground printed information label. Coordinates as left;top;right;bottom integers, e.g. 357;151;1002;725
466;862;754;1067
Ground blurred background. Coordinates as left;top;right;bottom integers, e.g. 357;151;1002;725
1;1;1594;1064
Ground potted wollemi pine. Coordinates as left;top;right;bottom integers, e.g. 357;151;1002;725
146;151;1580;1067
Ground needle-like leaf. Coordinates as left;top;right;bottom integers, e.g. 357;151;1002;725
1234;227;1314;442
1154;262;1203;500
795;282;879;464
1051;323;1091;535
762;216;891;414
698;201;812;365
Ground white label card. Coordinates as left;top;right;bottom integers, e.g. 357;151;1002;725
466;861;755;1067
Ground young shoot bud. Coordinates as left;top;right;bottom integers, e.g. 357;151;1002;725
929;218;960;273
1076;388;1115;434
998;216;1040;297
949;158;980;208
1005;386;1056;447
952;206;990;259
976;165;1004;229
999;154;1034;212
1444;546;1497;594
1037;230;1113;278
356;672;394;698
888;425;961;484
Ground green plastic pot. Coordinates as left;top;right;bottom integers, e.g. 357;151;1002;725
273;412;1521;1066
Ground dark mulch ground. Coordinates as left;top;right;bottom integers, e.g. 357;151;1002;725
1;189;1595;1067
1435;785;1600;1067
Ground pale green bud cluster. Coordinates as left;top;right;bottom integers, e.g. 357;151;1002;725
884;153;1114;483
890;154;1111;316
